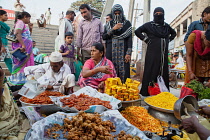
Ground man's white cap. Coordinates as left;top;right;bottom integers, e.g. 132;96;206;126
49;52;63;62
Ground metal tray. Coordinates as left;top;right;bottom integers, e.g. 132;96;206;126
144;97;174;114
121;99;141;103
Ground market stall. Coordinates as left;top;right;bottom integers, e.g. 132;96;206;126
16;77;210;140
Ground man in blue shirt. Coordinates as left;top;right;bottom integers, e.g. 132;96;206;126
184;6;210;42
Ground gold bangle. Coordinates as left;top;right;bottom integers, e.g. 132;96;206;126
91;69;95;75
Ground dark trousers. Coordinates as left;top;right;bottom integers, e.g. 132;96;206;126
81;49;91;64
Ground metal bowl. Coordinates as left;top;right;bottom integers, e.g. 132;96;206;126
144;97;174;113
148;107;181;124
120;99;141;110
174;95;199;120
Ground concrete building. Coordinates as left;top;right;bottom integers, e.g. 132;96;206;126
169;0;210;53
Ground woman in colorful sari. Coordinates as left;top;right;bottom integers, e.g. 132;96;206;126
0;10;13;73
78;43;116;92
8;11;34;86
185;29;210;86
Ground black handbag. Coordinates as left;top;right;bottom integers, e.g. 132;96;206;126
6;23;25;43
11;48;28;61
6;29;18;42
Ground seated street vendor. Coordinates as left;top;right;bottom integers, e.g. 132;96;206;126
78;43;116;92
24;52;75;95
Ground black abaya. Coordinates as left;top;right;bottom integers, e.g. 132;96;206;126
135;21;176;96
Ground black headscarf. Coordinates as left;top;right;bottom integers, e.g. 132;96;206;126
149;7;172;38
106;4;132;39
111;4;125;24
153;7;165;25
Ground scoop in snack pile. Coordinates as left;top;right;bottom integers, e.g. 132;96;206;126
144;92;178;110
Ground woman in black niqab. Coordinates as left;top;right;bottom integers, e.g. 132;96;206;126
134;7;177;96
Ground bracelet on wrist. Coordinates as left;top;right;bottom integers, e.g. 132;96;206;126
91;69;95;75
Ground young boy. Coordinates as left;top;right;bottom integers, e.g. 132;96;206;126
32;40;40;57
59;32;75;74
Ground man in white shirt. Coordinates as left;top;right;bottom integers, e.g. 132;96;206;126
45;8;51;25
37;14;46;28
175;54;185;69
24;52;75;95
59;11;64;25
55;10;76;51
14;0;25;22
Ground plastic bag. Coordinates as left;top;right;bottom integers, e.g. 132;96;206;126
148;82;161;95
18;80;47;99
157;75;169;92
179;86;197;99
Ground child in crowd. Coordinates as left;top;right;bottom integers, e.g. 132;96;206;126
59;32;75;73
74;57;83;81
32;40;40;57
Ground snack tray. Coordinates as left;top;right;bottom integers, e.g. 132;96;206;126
25;110;150;140
144;97;174;113
50;86;122;113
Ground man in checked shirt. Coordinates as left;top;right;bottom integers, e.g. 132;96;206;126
76;4;104;64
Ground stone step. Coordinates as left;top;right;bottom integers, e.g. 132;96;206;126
0;62;7;68
0;62;11;76
3;68;10;76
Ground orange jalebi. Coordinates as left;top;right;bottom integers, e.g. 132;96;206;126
20;91;64;104
121;106;163;133
60;93;112;111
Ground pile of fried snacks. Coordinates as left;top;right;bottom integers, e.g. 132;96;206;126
60;93;112;111
121;106;163;133
144;92;178;110
20;91;63;104
47;112;142;140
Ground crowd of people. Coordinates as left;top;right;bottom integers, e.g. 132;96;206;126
0;1;210;139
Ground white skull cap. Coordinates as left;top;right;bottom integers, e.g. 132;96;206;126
49;52;63;62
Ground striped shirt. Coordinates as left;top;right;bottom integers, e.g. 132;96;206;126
76;16;104;50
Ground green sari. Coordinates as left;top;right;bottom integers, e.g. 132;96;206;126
0;21;13;73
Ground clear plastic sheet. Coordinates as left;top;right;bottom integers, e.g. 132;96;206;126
27;110;150;140
198;99;210;106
